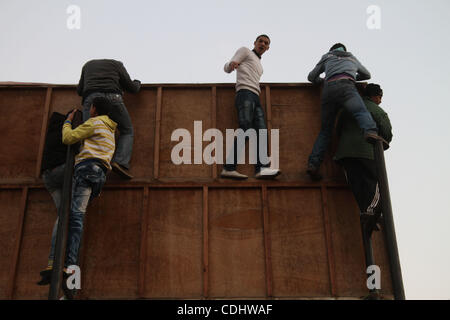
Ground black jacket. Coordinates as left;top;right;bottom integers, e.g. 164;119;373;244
41;112;68;172
77;59;141;102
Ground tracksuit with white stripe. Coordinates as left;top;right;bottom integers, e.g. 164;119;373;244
334;98;392;215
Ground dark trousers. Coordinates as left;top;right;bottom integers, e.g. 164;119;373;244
339;157;380;214
224;89;269;174
308;80;378;168
65;160;106;267
83;92;134;169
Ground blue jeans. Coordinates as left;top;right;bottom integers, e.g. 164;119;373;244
224;89;269;174
65;160;106;267
308;80;378;168
83;92;134;169
42;164;66;264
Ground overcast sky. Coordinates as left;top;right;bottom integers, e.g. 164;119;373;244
1;0;449;300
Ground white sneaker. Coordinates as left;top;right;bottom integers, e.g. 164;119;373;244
255;168;281;179
220;169;248;180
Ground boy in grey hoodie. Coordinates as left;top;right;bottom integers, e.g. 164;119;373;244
306;43;379;180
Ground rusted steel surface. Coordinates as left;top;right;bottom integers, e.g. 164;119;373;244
320;185;337;297
0;83;394;299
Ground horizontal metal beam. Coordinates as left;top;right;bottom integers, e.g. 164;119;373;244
0;181;351;189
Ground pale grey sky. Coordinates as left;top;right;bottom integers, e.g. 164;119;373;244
1;0;449;300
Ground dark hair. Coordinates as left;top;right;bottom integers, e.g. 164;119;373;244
92;97;111;116
256;34;270;44
329;43;346;52
365;83;383;97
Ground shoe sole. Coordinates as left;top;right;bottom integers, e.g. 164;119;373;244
112;164;133;179
255;170;281;179
220;174;248;180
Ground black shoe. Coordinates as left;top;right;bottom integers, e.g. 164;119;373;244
111;162;133;179
306;164;322;181
363;291;383;300
361;212;382;235
62;270;78;300
37;268;53;286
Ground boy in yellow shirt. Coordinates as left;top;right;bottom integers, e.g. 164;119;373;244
61;97;117;298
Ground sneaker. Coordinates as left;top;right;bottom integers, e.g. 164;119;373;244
220;169;248;180
37;268;53;286
62;270;78;300
255;168;281;179
111;162;133;179
306;164;322;181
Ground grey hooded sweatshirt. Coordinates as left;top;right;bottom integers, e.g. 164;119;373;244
307;50;371;84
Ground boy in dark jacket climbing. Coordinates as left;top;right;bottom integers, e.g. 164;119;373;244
334;83;392;227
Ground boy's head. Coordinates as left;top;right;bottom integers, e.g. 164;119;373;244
253;34;270;56
365;83;383;105
90;97;111;117
329;43;347;52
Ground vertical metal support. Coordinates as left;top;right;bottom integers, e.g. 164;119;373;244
202;186;209;298
320;186;337;296
138;187;149;298
6;187;28;299
373;140;405;300
211;87;217;179
153;87;162;180
261;186;273;298
48;112;82;300
35;87;53;178
265;85;273;154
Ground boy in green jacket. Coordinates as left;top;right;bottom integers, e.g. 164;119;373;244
334;83;392;224
334;83;392;299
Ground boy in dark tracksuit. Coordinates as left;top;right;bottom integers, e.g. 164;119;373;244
334;83;392;224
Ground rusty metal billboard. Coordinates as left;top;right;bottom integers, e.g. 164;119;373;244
0;83;393;299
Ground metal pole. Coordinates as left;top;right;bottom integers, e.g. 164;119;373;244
361;225;375;272
361;223;380;299
48;111;81;300
373;140;405;300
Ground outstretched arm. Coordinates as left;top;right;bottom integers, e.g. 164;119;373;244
355;59;371;81
62;109;94;145
224;47;248;73
118;61;141;93
307;56;326;84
